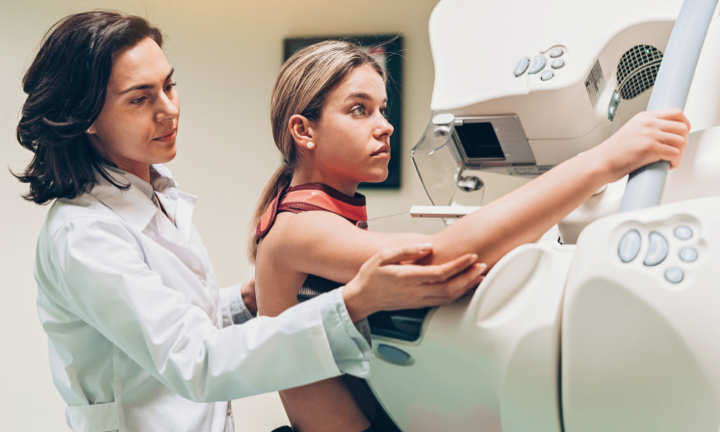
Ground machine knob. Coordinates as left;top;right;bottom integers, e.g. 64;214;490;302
618;230;641;263
665;267;684;284
549;48;564;58
528;55;547;74
674;225;693;240
514;57;530;76
679;247;698;262
541;70;554;81
644;232;669;266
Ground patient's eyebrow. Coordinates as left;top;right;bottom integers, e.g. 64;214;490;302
345;92;387;104
119;68;174;95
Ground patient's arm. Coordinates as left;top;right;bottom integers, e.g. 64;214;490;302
270;110;689;286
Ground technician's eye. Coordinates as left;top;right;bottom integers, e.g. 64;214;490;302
164;82;177;92
351;104;366;116
380;107;389;118
130;96;147;106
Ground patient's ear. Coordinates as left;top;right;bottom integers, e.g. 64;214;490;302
289;115;315;150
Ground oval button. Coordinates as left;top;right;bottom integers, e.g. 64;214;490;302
514;57;530;77
674;225;693;240
551;58;565;69
549;48;564;58
528;56;547;74
679;247;698;262
665;267;684;284
618;230;641;263
376;344;414;366
644;232;669;267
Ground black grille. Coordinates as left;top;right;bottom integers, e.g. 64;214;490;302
616;45;663;99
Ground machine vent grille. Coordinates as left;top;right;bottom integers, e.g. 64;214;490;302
616;44;663;99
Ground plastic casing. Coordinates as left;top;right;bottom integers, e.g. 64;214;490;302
365;1;720;431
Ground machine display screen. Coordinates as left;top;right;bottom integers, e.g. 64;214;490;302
455;122;505;160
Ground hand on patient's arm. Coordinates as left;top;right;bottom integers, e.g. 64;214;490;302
240;275;258;316
342;243;486;322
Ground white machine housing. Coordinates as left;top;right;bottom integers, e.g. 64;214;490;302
366;1;720;431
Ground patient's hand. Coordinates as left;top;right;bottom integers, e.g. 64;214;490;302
240;275;258;316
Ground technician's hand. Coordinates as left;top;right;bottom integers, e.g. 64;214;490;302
592;108;690;184
342;243;486;322
240;275;258;316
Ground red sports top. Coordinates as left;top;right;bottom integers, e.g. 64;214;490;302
256;183;368;243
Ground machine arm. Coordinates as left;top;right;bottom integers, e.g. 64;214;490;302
619;0;719;212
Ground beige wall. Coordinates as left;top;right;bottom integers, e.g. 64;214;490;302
0;0;525;430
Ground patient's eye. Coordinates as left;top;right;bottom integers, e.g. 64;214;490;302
351;104;366;116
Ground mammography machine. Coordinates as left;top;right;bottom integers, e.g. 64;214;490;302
364;0;720;430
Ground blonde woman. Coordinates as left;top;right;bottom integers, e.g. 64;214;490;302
252;40;690;431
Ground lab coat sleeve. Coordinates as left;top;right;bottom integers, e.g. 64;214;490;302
219;284;255;326
46;217;372;403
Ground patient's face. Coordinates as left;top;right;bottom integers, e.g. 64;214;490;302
310;65;394;189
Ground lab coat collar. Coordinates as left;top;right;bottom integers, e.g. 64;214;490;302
89;164;195;236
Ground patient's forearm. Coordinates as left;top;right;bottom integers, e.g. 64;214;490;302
427;151;607;268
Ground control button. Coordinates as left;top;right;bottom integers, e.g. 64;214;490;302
551;58;565;69
541;70;554;81
608;106;617;120
665;267;684;284
376;344;412;364
612;91;621;105
514;58;531;77
644;232;669;266
679;247;698;262
674;225;693;240
618;230;641;263
549;48;564;58
528;56;547;74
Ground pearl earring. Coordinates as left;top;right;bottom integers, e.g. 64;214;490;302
307;142;315;150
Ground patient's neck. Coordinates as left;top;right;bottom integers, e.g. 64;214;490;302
290;165;358;197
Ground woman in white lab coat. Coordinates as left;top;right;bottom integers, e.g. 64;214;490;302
14;11;483;432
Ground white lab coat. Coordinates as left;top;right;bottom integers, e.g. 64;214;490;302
35;165;372;432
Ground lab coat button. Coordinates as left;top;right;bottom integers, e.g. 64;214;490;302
201;278;207;286
528;55;547;74
618;230;641;263
644;232;669;266
514;57;530;76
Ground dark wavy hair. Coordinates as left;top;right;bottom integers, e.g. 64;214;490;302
13;11;163;204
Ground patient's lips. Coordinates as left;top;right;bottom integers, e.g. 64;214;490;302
371;144;391;158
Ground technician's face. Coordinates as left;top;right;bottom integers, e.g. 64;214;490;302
88;37;179;179
311;65;394;187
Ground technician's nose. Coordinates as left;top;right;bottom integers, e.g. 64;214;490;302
156;91;179;122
